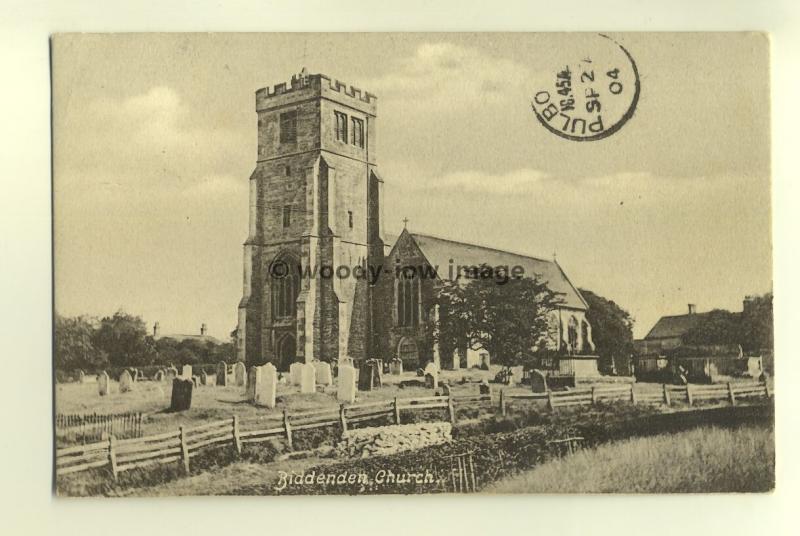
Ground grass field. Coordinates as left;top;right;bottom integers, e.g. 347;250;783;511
483;424;774;493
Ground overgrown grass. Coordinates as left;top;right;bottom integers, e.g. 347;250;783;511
483;424;774;493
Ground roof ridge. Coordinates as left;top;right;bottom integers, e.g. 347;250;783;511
410;231;553;264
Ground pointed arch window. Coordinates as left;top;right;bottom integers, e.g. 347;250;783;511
271;255;300;320
396;273;420;327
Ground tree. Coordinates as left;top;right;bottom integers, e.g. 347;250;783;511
578;289;634;372
434;266;562;370
680;309;741;347
54;314;107;371
741;293;773;353
91;311;156;367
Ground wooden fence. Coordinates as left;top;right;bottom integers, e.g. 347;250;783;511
55;412;143;444
56;381;769;480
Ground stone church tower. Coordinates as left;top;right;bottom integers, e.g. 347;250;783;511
237;71;384;370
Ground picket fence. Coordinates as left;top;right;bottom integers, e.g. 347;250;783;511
56;381;770;480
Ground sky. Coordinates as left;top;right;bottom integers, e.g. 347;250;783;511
52;33;772;339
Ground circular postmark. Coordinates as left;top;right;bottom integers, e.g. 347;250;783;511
530;34;640;142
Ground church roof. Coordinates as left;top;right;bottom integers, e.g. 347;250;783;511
384;231;588;310
156;333;223;345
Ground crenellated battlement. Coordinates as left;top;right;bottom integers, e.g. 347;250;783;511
256;71;377;111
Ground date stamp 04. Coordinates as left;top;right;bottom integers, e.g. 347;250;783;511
530;34;640;141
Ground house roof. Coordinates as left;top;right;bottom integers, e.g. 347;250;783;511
384;231;588;310
644;314;706;340
156;334;223;345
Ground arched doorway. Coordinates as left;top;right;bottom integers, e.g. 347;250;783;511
397;337;419;369
277;334;297;372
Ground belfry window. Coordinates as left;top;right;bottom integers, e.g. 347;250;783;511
351;117;364;147
279;110;297;143
396;273;420;327
335;111;348;142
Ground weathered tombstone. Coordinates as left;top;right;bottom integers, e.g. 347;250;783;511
246;366;259;400
200;370;208;386
181;365;192;379
136;369;144;382
97;371;110;396
76;369;85;383
438;382;451;396
510;365;524;385
154;370;164;382
300;362;316;394
530;369;548;393
128;368;138;383
337;365;357;403
358;360;381;391
389;358;404;375
234;362;246;386
313;360;333;386
170;378;193;411
289;362;303;386
425;372;438;390
479;380;492;396
191;375;199;388
119;370;134;393
216;361;228;386
255;363;277;408
166;366;178;381
339;356;354;369
424;361;439;377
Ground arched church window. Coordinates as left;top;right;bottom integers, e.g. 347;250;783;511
271;255;299;320
567;316;579;355
396;272;420;327
581;320;590;354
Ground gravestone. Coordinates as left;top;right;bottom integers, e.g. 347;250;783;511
97;371;110;396
76;369;85;383
479;380;492;396
181;365;192;379
389;358;404;375
438;382;451;396
339;356;354;369
424;361;439;377
119;370;134;393
289;362;303;385
510;366;524;385
246;366;259;400
313;361;332;386
425;372;438;390
154;370;165;382
337;365;357;403
300;363;316;394
255;363;277;408
358;360;381;391
200;370;208;386
216;361;227;386
136;369;144;382
234;362;246;386
166;366;178;381
191;376;199;388
129;368;138;382
530;369;548;393
170;378;193;411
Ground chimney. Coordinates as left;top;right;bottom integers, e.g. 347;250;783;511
153;322;160;338
201;323;207;336
687;304;696;315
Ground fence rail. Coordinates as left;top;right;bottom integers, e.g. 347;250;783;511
55;412;143;444
56;381;771;480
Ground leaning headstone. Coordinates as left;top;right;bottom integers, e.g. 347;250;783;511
234;362;246;386
216;361;228;386
246;366;259;400
170;378;193;411
255;363;277;408
97;371;110;396
181;365;192;379
530;369;548;393
425;372;438;390
289;362;303;386
389;358;404;375
313;361;332;386
76;369;85;383
337;365;357;403
200;370;208;386
119;370;134;393
300;363;316;394
479;380;492;396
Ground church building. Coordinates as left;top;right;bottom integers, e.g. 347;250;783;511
236;71;596;375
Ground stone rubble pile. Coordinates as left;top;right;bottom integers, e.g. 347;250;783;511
336;422;452;458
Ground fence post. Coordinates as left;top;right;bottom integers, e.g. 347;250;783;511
447;395;456;424
232;415;242;455
764;380;771;398
340;404;349;439
590;386;597;406
178;425;190;474
393;398;401;425
283;409;293;451
630;384;636;405
108;435;118;481
547;390;555;412
663;384;671;406
686;384;693;406
727;382;736;406
499;390;507;416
